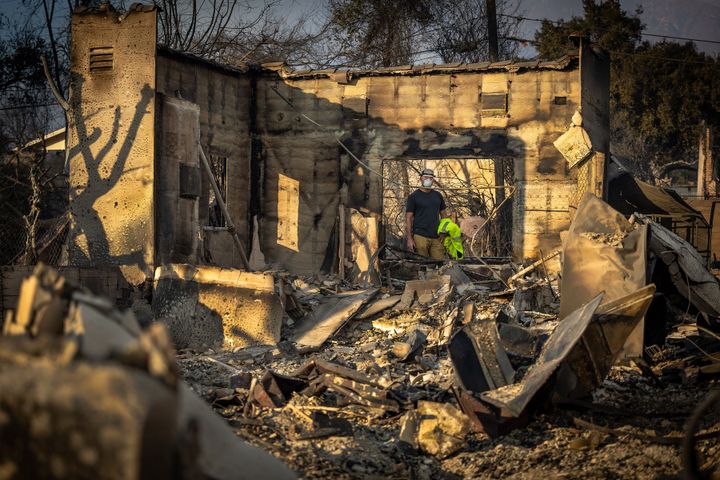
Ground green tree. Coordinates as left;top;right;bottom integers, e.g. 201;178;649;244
534;0;720;175
534;0;642;59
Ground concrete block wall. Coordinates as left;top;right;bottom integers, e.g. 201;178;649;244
156;52;253;266
256;65;583;268
67;7;606;273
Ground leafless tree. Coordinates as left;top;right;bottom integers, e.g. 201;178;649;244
425;0;521;64
153;0;329;66
323;0;522;68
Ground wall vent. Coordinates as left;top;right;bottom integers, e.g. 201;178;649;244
89;47;114;73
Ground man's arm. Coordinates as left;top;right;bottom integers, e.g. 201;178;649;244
405;211;416;251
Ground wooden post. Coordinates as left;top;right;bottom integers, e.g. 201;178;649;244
198;143;251;271
338;204;345;280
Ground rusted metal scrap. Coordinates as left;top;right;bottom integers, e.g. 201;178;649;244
554;284;656;400
481;293;605;417
465;285;655;436
447;318;519;437
451;387;530;438
249;358;399;413
449;323;514;394
635;213;720;320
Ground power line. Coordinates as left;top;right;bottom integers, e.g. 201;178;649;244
498;13;720;46
467;32;719;66
642;32;720;45
607;49;720;66
504;35;718;66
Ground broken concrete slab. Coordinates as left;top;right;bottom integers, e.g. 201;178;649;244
396;275;452;310
392;328;427;361
291;288;378;348
153;264;283;351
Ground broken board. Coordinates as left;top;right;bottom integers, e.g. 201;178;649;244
291;288;378;348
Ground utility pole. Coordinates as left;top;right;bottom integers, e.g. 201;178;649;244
486;0;499;61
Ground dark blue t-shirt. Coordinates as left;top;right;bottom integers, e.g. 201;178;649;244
406;189;446;238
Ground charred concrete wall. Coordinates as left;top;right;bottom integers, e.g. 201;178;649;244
67;8;606;273
155;51;253;267
154;94;201;265
66;7;157;285
256;61;583;269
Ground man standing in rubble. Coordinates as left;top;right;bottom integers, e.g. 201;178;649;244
405;169;447;260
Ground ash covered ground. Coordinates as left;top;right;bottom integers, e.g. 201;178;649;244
177;284;720;480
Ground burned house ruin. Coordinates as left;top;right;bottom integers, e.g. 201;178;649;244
2;4;720;479
64;5;609;282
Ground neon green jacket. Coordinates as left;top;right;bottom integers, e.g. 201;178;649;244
437;218;464;260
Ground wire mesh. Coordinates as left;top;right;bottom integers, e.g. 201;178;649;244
382;157;514;256
1;214;68;266
572;159;590;208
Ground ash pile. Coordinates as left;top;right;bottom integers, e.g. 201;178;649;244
2;193;720;479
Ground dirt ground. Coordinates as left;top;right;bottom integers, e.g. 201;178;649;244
177;304;720;480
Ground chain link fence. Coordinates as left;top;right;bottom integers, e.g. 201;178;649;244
0;214;68;266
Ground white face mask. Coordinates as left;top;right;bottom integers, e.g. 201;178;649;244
421;178;433;188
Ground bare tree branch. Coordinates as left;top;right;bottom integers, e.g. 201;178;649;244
40;54;69;112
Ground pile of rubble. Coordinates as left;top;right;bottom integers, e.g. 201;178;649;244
1;193;719;479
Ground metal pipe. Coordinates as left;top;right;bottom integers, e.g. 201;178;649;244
198;142;252;271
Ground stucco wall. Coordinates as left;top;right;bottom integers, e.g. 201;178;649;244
66;8;157;284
